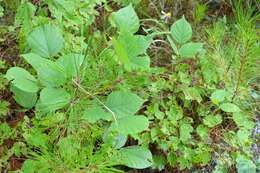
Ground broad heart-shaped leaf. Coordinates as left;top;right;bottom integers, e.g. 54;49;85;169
119;34;152;58
179;42;203;58
110;115;149;135
57;53;86;79
36;87;71;113
119;146;153;169
27;24;64;58
170;16;192;44
236;155;256;173
5;67;39;93
10;86;37;108
22;53;52;71
219;103;241;113
111;4;140;34
82;105;112;123
105;91;144;118
112;34;152;70
203;114;222;128
37;61;67;87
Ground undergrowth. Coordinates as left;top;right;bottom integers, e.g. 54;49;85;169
0;0;259;172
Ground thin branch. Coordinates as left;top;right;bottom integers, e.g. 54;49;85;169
72;79;118;125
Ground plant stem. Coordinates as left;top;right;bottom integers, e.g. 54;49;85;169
72;79;118;125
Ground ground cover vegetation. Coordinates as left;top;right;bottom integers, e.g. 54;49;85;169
0;0;259;172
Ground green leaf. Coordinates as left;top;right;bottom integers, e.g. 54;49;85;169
119;146;153;169
237;129;251;143
23;128;48;149
170;16;192;44
180;122;193;143
220;103;241;113
110;115;149;135
167;106;183;125
196;125;209;140
57;53;86;79
236;155;256;173
15;2;36;33
82;106;112;123
112;34;152;70
183;87;202;103
27;24;64;58
10;86;37;108
210;89;230;105
22;53;52;71
130;55;150;70
58;136;81;164
179;42;203;58
105;91;144;118
36;87;71;113
113;133;128;149
203;114;222;128
111;4;140;34
5;67;39;93
112;37;130;65
232;112;255;130
37;61;67;87
167;35;179;55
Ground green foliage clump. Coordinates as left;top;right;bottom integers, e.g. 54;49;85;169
0;1;259;173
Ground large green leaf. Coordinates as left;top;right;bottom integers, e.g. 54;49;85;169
10;86;37;108
82;106;112;123
117;34;152;59
27;24;64;58
112;37;130;65
36;87;71;113
6;67;39;93
219;103;241;113
119;146;153;169
170;16;192;44
111;4;140;34
37;61;67;87
105;91;144;118
57;53;86;79
236;155;256;173
22;53;52;71
179;42;203;58
110;115;149;135
112;34;152;70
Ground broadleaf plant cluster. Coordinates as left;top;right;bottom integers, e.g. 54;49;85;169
0;1;259;173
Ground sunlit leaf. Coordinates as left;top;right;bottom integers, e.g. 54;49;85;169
27;24;64;58
106;91;144;118
220;103;240;113
110;115;149;135
36;87;71;113
111;4;140;34
171;16;192;44
119;146;153;169
6;67;39;93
